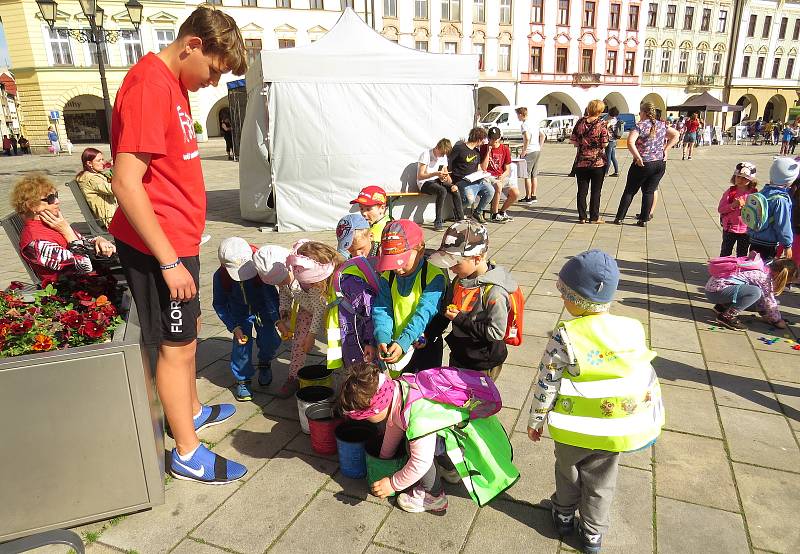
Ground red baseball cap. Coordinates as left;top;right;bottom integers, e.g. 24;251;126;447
350;185;387;207
377;219;424;271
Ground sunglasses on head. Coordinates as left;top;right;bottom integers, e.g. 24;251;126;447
40;192;58;204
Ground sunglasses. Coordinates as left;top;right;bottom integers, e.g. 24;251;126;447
40;192;58;204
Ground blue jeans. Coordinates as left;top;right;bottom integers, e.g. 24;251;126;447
706;284;762;312
231;320;281;381
458;179;494;213
605;142;618;174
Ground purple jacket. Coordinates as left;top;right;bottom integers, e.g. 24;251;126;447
338;273;376;367
718;185;756;234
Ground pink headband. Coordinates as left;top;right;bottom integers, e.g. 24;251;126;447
287;240;335;287
346;373;394;420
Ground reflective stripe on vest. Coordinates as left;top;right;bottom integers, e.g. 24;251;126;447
386;260;445;341
325;263;374;369
547;314;664;452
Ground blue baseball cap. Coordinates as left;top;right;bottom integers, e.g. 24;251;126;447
336;213;370;257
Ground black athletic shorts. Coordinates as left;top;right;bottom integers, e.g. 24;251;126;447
116;240;201;347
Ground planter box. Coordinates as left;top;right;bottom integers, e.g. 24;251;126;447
0;296;165;543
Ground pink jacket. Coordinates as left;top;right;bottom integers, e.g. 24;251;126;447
718;185;757;234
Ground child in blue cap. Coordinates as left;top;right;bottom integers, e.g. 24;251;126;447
527;249;664;554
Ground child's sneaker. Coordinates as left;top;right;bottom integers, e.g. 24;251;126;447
716;308;745;330
438;464;461;484
234;380;252;402
194;403;236;432
580;528;603;554
552;509;576;536
396;484;448;513
257;362;273;387
169;444;247;484
712;304;726;315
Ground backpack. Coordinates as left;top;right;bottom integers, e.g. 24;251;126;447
452;277;526;346
330;256;380;314
741;190;789;231
612;119;624;140
707;252;766;278
399;367;502;422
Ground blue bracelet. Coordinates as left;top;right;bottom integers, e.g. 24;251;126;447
159;259;182;270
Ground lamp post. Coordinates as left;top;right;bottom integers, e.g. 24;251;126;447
36;0;143;142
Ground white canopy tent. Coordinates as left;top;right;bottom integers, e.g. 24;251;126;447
238;9;479;232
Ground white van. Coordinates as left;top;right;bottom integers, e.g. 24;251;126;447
539;115;580;142
479;105;547;140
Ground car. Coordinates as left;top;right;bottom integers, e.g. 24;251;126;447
539;115;580;142
479;105;547;141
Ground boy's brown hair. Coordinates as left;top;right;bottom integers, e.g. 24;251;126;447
11;173;56;217
337;362;381;414
515;107;528;117
435;138;453;155
179;6;248;76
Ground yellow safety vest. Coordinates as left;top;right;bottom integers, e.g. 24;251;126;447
385;260;446;341
325;263;374;369
370;214;390;244
547;313;664;452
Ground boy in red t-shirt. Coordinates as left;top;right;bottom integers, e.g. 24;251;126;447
480;126;518;223
110;6;248;484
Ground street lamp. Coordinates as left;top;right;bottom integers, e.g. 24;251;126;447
35;0;144;142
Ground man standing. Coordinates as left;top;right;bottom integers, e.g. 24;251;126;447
517;106;545;204
110;6;249;484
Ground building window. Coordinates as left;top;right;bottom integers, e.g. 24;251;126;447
747;14;756;37
531;0;543;23
475;43;484;70
660;49;671;73
683;6;694;30
628;4;639;30
415;40;428;51
473;0;485;22
712;51;722;74
756;56;764;77
88;38;109;66
384;0;397;17
794;19;800;40
415;0;428;18
609;3;620;29
441;0;460;21
120;30;143;66
244;38;261;66
642;48;653;72
666;5;676;28
499;0;512;24
242;0;258;6
717;10;727;33
206;0;221;4
696;51;706;74
47;28;73;65
624;51;635;75
443;41;457;54
155;29;175;51
678;50;689;73
701;8;711;31
762;15;771;38
647;3;657;27
310;0;323;8
779;17;787;39
276;0;289;7
581;48;593;73
786;58;795;79
583;1;595;27
772;58;781;78
557;0;569;25
498;44;511;71
342;0;354;8
530;46;542;72
556;47;568;73
278;38;295;48
741;55;750;76
606;50;617;74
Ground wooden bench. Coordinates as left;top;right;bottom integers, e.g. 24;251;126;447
65;179;110;237
386;191;427;220
1;211;42;287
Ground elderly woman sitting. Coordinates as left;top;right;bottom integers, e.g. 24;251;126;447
11;173;116;284
76;147;117;228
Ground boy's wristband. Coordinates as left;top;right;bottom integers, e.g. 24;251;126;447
160;259;182;270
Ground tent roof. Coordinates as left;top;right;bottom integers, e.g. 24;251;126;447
259;8;479;85
667;91;743;112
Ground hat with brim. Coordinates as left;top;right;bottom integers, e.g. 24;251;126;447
376;220;423;271
428;251;461;268
219;237;257;282
336;213;370;257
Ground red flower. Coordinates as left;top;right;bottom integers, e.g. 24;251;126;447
73;290;93;302
59;310;83;329
10;319;33;334
32;334;54;351
79;321;106;339
101;303;117;317
0;324;9;338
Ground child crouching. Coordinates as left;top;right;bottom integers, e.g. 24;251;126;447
527;250;664;554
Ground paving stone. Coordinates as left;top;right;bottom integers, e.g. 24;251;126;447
495;365;533;410
212;414;299;478
656;497;749;554
618;445;652;471
171;539;231;553
461;501;559;554
271;491;390;553
650;319;701;353
707;362;781;415
598;467;654;554
523;310;561;337
504;335;548;367
652;348;710;390
772;380;800;430
755;349;800;383
718;406;800;472
654;431;739;511
661;384;722;438
525;293;567;314
497;407;520;434
648;296;695;321
698;330;760;367
502;433;556;507
195;359;234;405
198;399;261;446
734;462;800;552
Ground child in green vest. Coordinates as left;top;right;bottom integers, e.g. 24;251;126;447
350;185;390;256
527;250;664;554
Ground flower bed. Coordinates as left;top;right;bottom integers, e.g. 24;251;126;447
1;274;127;358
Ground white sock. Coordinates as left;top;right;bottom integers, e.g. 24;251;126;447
178;445;200;461
193;406;204;420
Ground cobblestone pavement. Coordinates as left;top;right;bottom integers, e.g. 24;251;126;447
3;139;798;554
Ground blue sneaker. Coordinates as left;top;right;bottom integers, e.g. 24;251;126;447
234;380;252;402
194;404;236;432
552;509;575;536
170;444;247;484
257;363;273;387
580;528;602;554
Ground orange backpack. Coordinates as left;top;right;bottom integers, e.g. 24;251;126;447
452;281;525;346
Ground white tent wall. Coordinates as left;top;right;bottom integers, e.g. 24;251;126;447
238;9;479;232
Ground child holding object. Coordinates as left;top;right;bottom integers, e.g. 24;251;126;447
718;162;758;257
212;237;281;402
527;250;664;554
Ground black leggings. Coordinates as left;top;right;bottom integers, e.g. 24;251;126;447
420;179;464;222
575;166;605;221
720;231;750;257
615;160;666;221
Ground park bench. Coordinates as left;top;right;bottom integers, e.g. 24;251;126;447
1;211;42;288
386;191;429;220
65;179;110;237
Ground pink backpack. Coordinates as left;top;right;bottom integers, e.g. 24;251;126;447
399;367;502;422
708;252;766;278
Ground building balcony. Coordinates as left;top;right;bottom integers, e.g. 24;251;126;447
642;73;723;88
573;72;602;85
520;72;639;86
686;74;722;87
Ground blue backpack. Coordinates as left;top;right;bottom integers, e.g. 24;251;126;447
742;190;789;232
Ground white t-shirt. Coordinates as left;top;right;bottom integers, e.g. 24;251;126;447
521;120;541;153
417;149;448;186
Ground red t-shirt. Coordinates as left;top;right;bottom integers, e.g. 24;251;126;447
479;143;512;178
109;53;205;257
685;118;701;133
